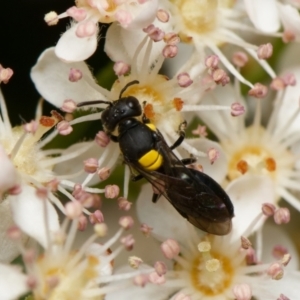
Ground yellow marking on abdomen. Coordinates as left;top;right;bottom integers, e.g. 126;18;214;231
139;149;163;171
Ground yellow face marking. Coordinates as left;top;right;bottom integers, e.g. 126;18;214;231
138;149;163;171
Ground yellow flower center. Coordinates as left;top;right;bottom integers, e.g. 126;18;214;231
170;0;235;42
190;240;234;295
222;126;294;182
34;254;102;300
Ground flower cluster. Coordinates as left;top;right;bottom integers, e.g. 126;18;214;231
2;0;300;299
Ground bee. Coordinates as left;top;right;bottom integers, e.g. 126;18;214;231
77;81;234;235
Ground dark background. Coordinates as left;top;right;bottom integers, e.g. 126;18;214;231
0;0;109;126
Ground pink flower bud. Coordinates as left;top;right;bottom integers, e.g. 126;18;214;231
257;43;273;59
84;158;99;173
232;51;248;67
262;203;276;217
133;274;148;287
248;83;268;98
177;72;193;87
105;184;120;199
57;121;73;135
65;201;83;219
162;45;178;58
66;6;87;22
69;68;83;82
113;61;130;76
98;167;110;181
76;21;97;38
231;102;245;117
232;283;252;300
212;68;230;86
274;208;290;224
89;210;104;224
267;262;284;280
164;32;180;45
77;214;88;231
205;55;219;69
140;223;153;236
121;234;135;250
156;9;169;23
118;197;132;211
207;148;219;164
154;261;167;276
270;78;286;91
148;272;166;284
95;131;110;147
241;236;252;250
161;239;180;259
119;216;134;230
23;120;39;134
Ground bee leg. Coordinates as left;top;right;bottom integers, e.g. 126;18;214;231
141;101;151;124
181;157;197;165
169;121;187;150
152;193;161;203
109;133;119;143
131;174;144;182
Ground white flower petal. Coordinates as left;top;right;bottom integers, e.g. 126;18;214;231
106;266;175;300
124;0;158;30
0;145;19;196
179;138;227;183
105;21;167;69
55;23;98;62
243;0;280;33
227;175;275;237
136;184;192;243
0;263;28;300
31;48;103;107
252;271;300;299
278;3;300;38
0;200;24;263
10;184;60;248
261;222;299;270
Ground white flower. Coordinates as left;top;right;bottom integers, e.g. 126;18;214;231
106;0;277;88
191;69;300;216
45;0;158;61
243;0;300;41
0;201;150;300
0;88;103;262
104;185;300;300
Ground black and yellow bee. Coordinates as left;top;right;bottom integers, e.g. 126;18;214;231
78;81;234;235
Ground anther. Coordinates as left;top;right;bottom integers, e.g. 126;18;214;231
161;239;180;259
128;256;143;269
69;68;83;82
257;43;273;59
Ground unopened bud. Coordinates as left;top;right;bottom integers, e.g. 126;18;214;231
232;51;248;67
257;43;273;59
232;283;252;300
121;234;135;250
57;121;73;135
156;9;169;23
119;216;134;229
84;158;99;173
95;131;110;147
274;208;290;224
262;203;276;217
267;262;284;280
105;184;120;199
161;239;180;259
177;72;193;87
248;83;268;98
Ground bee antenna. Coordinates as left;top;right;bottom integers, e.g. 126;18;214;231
76;100;112;107
119;80;140;99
